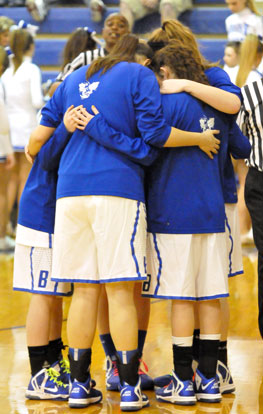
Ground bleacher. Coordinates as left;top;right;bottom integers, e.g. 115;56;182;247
0;0;262;82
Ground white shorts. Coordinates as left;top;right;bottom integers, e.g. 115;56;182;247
51;196;147;283
13;244;73;296
143;232;229;300
225;203;243;277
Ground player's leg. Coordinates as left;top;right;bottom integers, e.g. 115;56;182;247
106;280;149;411
67;283;103;408
155;299;197;406
195;299;222;403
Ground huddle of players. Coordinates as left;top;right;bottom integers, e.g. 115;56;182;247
13;13;250;411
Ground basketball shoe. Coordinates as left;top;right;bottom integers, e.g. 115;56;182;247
217;360;235;394
106;356;154;391
194;369;221;403
120;378;149;411
68;375;102;408
25;367;69;400
155;370;196;406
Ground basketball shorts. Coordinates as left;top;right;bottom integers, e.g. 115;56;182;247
13;244;73;296
51;196;147;283
143;232;229;300
225;203;243;277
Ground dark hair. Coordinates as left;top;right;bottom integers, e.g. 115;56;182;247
153;40;209;85
62;27;97;70
87;33;139;79
225;41;241;54
136;41;154;60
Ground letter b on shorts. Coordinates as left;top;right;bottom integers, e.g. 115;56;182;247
38;270;49;288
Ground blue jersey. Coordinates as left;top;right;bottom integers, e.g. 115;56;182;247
18;122;72;234
40;62;171;203
146;93;238;234
205;66;246;203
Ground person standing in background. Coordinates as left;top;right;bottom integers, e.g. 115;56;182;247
0;45;15;253
238;77;263;340
1;29;44;237
225;0;263;42
223;41;240;84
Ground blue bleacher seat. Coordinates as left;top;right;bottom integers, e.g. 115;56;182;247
2;6;230;35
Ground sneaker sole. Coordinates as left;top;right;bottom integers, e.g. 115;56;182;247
68;395;102;408
196;393;222;403
156;395;196;406
25;391;68;401
120;400;149;411
221;385;235;394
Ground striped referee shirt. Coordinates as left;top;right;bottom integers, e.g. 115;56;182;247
238;78;263;172
56;48;107;82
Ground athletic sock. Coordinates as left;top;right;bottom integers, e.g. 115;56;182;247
116;349;140;386
47;337;65;365
218;340;228;366
193;329;200;362
28;344;49;376
198;334;220;379
138;330;147;356
172;336;193;381
68;348;91;382
99;333;117;361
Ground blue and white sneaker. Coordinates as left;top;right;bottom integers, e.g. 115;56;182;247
120;378;149;411
194;369;221;403
106;357;120;391
154;373;173;389
139;360;154;390
217;360;235;394
25;367;69;400
155;370;196;406
68;375;102;408
106;357;154;391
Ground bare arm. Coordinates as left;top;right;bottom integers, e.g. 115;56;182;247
161;79;241;114
165;127;220;159
27;125;56;160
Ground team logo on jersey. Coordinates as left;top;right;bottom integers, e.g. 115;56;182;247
199;116;215;132
79;81;99;99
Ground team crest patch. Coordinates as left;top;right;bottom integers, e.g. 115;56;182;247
199;116;215;132
79;81;99;99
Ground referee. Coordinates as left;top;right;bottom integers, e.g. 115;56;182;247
238;78;263;339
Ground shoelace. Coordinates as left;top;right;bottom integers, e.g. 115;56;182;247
59;358;70;374
47;367;68;388
112;360;119;377
139;359;149;375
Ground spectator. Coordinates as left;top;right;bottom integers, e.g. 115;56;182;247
0;46;15;253
1;29;44;237
225;0;263;42
223;41;241;84
120;0;193;31
25;0;107;23
0;16;14;48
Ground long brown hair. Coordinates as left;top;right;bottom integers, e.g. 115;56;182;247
10;29;34;72
0;45;8;75
86;33;139;79
236;34;263;86
62;27;97;70
153;40;209;85
149;20;217;70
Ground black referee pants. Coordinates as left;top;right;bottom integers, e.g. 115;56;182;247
245;167;263;339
